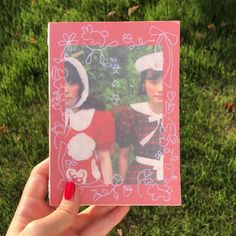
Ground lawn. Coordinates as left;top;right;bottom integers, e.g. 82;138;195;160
0;0;235;235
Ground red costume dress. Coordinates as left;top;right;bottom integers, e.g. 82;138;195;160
116;102;164;184
63;108;115;185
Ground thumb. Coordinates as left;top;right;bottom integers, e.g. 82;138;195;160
36;181;80;236
58;181;80;216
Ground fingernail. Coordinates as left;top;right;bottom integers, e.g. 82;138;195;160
64;181;75;200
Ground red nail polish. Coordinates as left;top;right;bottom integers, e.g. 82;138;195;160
64;181;75;200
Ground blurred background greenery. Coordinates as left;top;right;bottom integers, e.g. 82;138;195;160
0;0;235;235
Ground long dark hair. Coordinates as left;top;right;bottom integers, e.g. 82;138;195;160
64;60;105;110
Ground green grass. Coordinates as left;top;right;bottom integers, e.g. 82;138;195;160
0;0;236;235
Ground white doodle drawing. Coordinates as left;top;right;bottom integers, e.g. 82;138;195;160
123;185;133;198
137;169;154;197
91;183;133;201
89;175;133;201
66;168;88;184
92;187;119;201
150;26;178;88
165;91;176;115
57;33;78;61
164;150;179;187
81;25;109;46
147;184;173;201
51;89;64;111
57;141;68;180
159;117;178;148
50;65;69;123
81;24;119;66
51;122;66;149
51;66;68;86
122;33;155;50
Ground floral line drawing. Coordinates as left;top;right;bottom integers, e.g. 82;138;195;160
81;24;119;66
147;184;173;201
150;26;178;88
76;175;132;201
122;33;155;50
122;185;133;198
136;169;173;201
137;169;154;197
164;149;179;187
84;43;119;66
91;174;124;201
58;33;78;47
56;33;79;62
165;91;176;115
159;116;178;148
51;122;66;149
91;184;133;201
81;25;109;47
50;65;68;123
92;187;119;201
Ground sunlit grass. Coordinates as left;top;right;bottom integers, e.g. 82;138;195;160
0;0;235;235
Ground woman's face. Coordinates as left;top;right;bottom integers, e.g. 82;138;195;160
65;81;80;108
145;78;163;104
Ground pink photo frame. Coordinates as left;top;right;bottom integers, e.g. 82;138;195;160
49;21;181;206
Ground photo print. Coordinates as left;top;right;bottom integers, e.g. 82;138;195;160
49;21;181;205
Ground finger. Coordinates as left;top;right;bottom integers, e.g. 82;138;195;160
32;182;80;236
72;206;117;231
81;206;130;236
6;159;50;235
75;206;130;235
58;182;80;215
21;158;49;201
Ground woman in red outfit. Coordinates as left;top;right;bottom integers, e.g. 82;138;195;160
116;52;164;184
63;57;114;185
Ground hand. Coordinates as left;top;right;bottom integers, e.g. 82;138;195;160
6;158;129;236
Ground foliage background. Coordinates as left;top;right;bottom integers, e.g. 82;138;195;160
0;0;235;235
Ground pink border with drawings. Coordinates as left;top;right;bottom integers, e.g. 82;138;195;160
49;21;181;206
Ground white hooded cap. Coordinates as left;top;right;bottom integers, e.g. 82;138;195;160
64;57;89;109
135;52;163;74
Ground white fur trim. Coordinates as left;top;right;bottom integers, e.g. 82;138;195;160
67;133;96;161
130;102;162;119
67;108;95;131
135;52;163;74
65;57;89;108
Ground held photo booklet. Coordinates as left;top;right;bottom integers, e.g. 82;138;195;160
49;21;181;206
